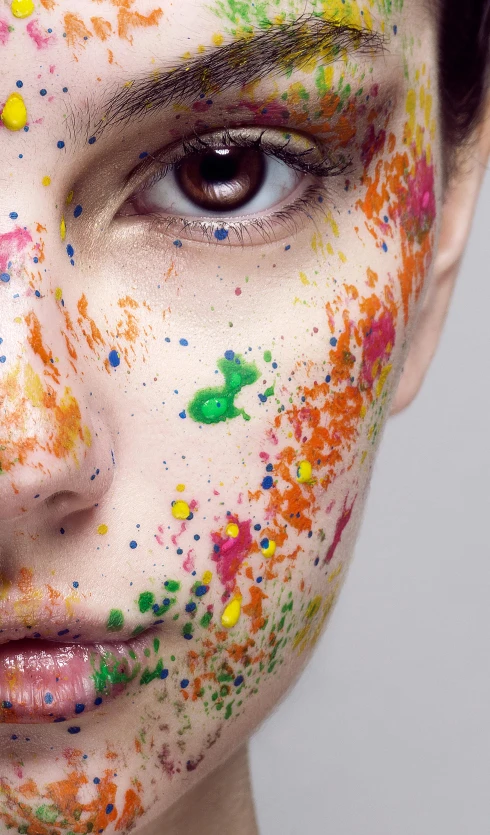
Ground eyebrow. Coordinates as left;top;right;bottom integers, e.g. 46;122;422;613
79;14;387;143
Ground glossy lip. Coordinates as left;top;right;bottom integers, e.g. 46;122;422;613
0;626;165;724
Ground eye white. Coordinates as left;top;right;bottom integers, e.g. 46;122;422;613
137;154;301;218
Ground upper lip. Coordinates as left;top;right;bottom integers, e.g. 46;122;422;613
0;622;151;645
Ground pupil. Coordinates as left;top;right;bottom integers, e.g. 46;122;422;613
200;152;238;184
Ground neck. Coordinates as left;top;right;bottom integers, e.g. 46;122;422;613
146;743;260;835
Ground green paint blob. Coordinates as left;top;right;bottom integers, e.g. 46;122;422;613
106;608;124;631
263;350;272;362
165;579;181;592
188;354;260;425
35;806;59;824
138;591;155;613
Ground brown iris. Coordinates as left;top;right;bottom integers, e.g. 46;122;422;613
175;147;266;212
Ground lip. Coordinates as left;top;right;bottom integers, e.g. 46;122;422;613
0;626;164;724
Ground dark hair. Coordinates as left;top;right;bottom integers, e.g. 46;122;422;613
439;0;490;157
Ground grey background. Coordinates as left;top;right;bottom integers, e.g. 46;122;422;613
250;166;490;834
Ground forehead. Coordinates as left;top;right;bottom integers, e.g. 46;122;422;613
0;0;435;168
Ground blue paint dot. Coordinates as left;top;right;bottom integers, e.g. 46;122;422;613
160;668;169;679
179;410;187;419
330;337;337;347
194;585;208;597
74;205;83;218
9;212;18;219
183;633;193;640
139;152;148;159
16;80;23;88
94;697;103;705
57;140;65;149
272;362;277;369
66;244;74;257
265;463;273;471
0;357;6;364
185;602;196;612
0;274;10;283
224;350;234;360
11;735;18;740
105;804;114;815
60;528;65;535
179;338;188;346
88;136;96;144
262;475;274;490
40;89;47;96
58;629;69;636
63;86;68;92
68;727;81;734
260;538;269;549
173;239;182;248
165;337;171;342
2;701;13;709
194;534;200;540
382;241;388;252
214;228;229;241
33;258;39;264
129;540;137;549
285;244;291;251
234;675;244;686
180;679;189;688
108;349;120;368
254;523;261;530
75;704;85;714
325;374;331;383
23;126;29;132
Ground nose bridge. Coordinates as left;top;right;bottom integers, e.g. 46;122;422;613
0;217;115;522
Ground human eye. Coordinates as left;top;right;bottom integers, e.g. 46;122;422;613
116;126;351;246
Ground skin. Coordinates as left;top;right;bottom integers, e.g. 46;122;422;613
0;1;487;833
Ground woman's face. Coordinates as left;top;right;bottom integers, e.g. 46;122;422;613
0;0;439;830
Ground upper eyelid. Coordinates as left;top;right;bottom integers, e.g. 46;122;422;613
125;125;352;192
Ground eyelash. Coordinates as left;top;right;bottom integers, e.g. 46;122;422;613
125;127;352;246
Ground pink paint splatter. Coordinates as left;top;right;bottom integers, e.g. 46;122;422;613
0;228;33;274
171;522;186;547
211;517;253;594
391;152;436;244
182;549;196;573
325;495;357;563
27;19;57;49
360;307;396;390
0;19;10;46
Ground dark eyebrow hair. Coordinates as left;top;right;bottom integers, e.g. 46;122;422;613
80;14;387;143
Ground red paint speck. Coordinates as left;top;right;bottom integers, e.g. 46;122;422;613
235;287;242;296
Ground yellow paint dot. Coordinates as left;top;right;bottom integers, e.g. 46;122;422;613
202;570;212;585
172;500;190;520
176;483;185;493
97;524;108;535
11;0;35;19
297;460;313;483
212;32;224;46
1;93;27;131
66;190;74;205
261;539;276;558
221;597;241;629
225;523;239;538
55;287;63;301
60;216;66;241
42;176;51;187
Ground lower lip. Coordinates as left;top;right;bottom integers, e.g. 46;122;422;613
0;629;163;724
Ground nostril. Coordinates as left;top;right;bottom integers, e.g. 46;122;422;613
45;490;77;508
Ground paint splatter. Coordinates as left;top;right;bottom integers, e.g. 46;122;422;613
188;352;260;424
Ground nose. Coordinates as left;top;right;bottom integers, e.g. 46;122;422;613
0;354;115;522
0;230;115;524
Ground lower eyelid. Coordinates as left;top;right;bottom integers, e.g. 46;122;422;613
139;182;333;248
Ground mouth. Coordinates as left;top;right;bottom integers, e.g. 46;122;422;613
0;626;165;725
